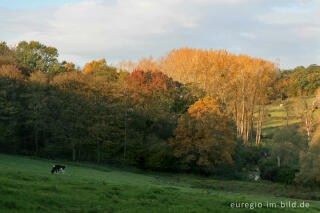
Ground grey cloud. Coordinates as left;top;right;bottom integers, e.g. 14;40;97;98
0;0;318;68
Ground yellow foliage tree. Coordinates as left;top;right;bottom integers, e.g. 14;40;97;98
162;48;276;144
188;96;220;119
83;59;107;75
64;62;77;72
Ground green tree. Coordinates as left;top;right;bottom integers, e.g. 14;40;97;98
296;125;320;186
27;71;50;155
50;71;90;161
0;65;26;153
15;41;59;74
0;42;12;56
271;127;308;167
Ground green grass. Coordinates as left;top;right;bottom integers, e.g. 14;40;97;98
258;96;320;138
0;154;320;212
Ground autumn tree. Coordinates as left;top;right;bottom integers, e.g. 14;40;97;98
117;60;137;73
161;48;276;144
136;56;161;72
64;62;78;72
83;58;118;81
171;96;236;170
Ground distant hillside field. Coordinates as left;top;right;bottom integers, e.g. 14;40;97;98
259;96;319;138
0;154;319;213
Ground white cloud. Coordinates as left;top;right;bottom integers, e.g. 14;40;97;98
3;0;202;64
255;0;320;67
240;32;257;39
0;0;319;68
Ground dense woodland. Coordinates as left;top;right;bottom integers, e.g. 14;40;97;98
1;41;320;187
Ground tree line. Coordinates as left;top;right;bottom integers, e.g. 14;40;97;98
1;41;320;186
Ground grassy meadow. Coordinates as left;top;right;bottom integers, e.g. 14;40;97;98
0;154;320;213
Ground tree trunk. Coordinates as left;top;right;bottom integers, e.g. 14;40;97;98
97;141;101;164
256;105;264;145
286;110;289;127
35;128;39;156
72;144;76;161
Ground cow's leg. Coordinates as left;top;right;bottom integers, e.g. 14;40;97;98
59;168;65;174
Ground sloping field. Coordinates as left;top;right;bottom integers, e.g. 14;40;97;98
0;154;319;213
260;96;320;137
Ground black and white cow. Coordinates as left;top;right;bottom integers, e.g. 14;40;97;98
51;165;66;174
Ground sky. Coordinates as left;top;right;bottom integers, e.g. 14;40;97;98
0;0;319;69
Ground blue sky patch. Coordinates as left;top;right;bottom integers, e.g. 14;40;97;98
0;0;84;9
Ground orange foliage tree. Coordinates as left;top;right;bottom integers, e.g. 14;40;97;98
162;48;276;144
170;96;236;169
83;59;118;81
83;59;106;74
136;56;161;72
